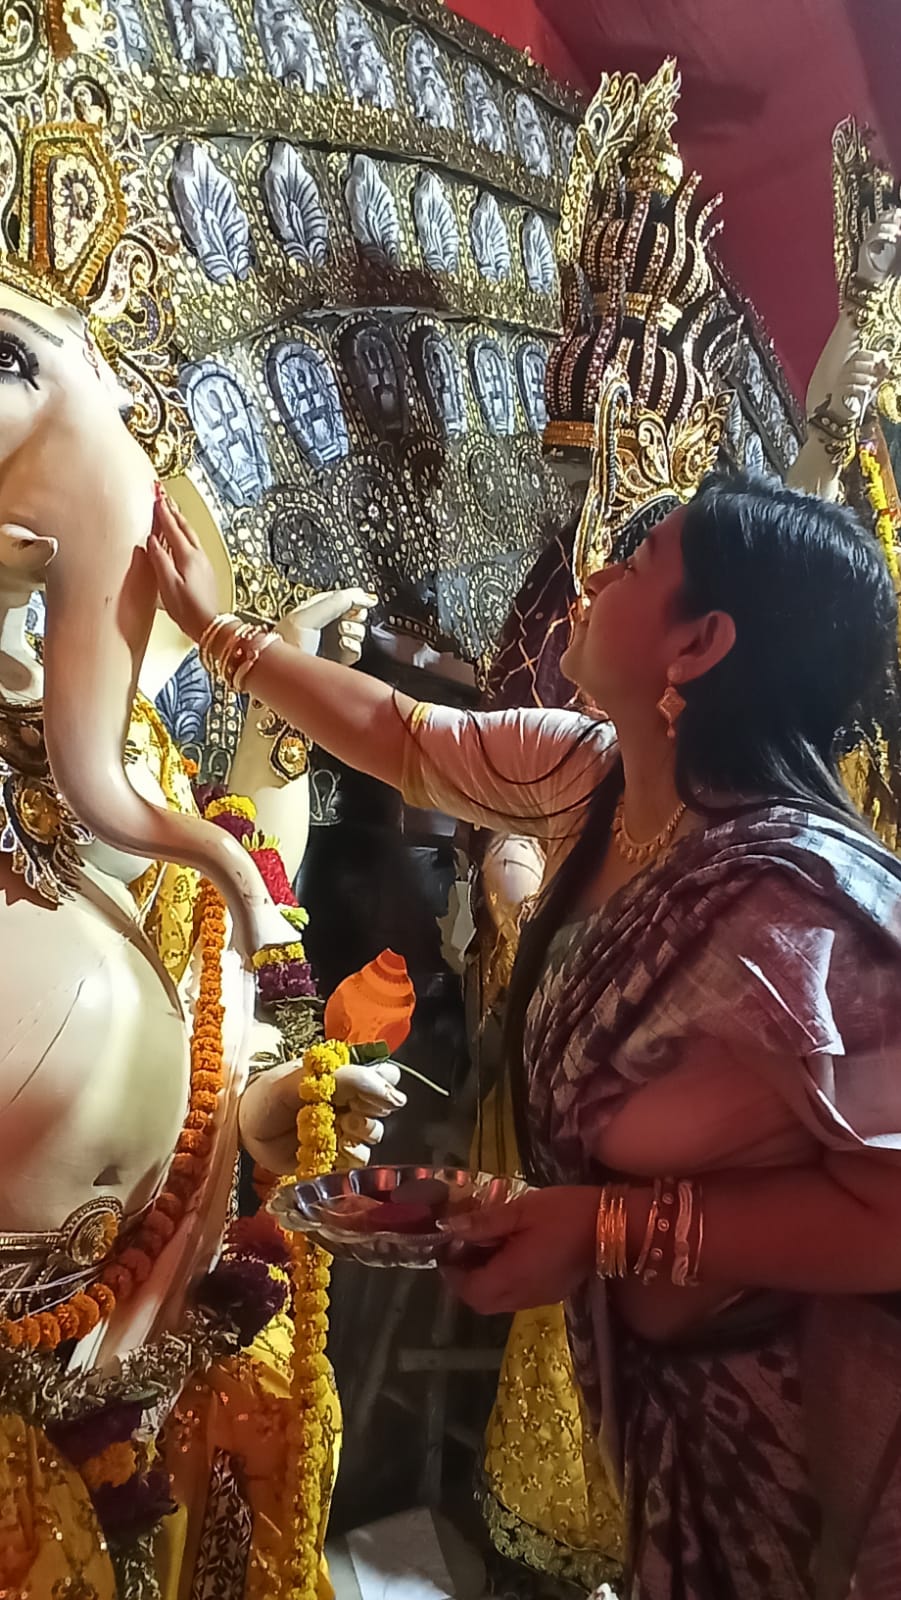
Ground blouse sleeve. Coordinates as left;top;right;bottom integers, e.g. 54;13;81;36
399;702;616;849
649;871;901;1157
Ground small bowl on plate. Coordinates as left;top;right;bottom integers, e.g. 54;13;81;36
269;1164;526;1269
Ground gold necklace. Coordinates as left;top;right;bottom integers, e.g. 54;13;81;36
612;795;686;866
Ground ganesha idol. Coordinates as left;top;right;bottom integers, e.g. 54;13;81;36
0;119;403;1599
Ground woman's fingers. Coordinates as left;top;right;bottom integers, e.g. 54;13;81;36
164;493;202;549
436;1199;523;1242
152;500;191;569
442;1256;517;1314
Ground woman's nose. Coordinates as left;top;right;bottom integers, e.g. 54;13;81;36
583;564;617;598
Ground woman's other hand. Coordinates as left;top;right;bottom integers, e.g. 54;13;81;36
441;1185;600;1315
148;490;220;642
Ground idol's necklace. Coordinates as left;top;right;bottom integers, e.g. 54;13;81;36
612;794;686;866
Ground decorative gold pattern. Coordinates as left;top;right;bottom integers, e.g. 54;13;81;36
147;136;560;360
479;1303;623;1591
0;1197;124;1318
71;0;582;731
556;59;681;275
0;22;191;475
252;705;312;781
0;698;92;904
572;370;731;582
126;694;201;983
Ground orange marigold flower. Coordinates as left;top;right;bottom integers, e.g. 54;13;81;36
118;1248;154;1283
87;1283;116;1317
82;1442;138;1491
70;1292;101;1333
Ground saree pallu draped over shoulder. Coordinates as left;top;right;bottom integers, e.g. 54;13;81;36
522;803;901;1600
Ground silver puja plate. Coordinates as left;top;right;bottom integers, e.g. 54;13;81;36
269;1164;526;1269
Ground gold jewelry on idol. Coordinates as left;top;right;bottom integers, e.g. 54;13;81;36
595;1184;629;1279
612;796;686;865
807;396;859;470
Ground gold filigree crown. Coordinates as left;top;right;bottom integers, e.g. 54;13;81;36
572;363;731;585
0;0;191;473
544;61;736;580
546;60;734;458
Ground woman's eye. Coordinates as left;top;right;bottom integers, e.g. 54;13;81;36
0;333;39;389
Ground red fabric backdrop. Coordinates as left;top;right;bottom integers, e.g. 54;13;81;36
452;0;901;399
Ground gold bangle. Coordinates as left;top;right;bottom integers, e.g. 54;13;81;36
595;1184;629;1279
233;629;279;693
636;1176;677;1285
686;1183;704;1288
214;621;256;685
633;1180;660;1279
807;398;858;471
613;1190;628;1278
199;613;239;673
672;1179;694;1287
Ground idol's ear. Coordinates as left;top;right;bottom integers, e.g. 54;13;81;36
0;523;58;579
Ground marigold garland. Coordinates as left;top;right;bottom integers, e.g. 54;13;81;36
277;1038;344;1600
859;441;901;586
0;880;227;1353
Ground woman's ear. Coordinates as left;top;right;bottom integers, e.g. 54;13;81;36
671;610;736;686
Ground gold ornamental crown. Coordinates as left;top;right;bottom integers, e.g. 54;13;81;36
545;61;735;462
555;59;683;280
0;0;191;473
543;60;736;579
572;362;730;585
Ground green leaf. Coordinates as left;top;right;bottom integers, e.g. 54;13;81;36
349;1040;390;1064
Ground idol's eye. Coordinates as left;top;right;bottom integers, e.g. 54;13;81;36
0;331;39;390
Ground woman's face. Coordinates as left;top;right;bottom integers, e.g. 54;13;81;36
561;508;689;712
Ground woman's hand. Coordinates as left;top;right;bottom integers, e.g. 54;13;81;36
441;1185;600;1315
148;491;220;642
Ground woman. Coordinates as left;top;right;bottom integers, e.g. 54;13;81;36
150;473;901;1599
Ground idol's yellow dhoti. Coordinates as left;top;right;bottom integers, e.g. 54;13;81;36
477;1085;623;1592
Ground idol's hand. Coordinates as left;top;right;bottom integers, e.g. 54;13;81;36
829;348;891;423
239;1058;406;1174
857;209;901;289
278;588;377;665
440;1185;600;1314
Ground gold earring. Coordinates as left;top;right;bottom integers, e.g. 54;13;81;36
657;676;685;739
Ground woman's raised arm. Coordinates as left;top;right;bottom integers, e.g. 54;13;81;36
149;494;611;837
149;493;418;791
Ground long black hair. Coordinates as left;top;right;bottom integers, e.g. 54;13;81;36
505;470;900;1174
